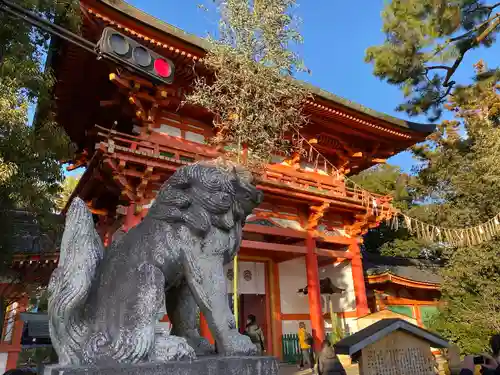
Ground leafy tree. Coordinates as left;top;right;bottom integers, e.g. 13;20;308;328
419;66;500;353
356;67;500;352
0;0;79;267
365;0;500;120
54;175;80;212
351;164;433;258
351;164;412;209
187;0;308;165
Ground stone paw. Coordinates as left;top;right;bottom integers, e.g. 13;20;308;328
221;331;258;356
150;334;197;362
186;336;215;356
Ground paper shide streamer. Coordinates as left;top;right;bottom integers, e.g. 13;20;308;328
290;128;500;248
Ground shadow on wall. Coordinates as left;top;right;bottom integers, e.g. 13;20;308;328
319;260;356;312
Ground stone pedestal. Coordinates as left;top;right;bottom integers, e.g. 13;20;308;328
44;356;279;375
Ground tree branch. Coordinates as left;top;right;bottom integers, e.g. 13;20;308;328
422;11;500;95
476;13;500;43
425;66;453;72
464;2;500;15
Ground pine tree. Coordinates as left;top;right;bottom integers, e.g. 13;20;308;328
357;65;500;352
420;65;500;353
365;0;500;120
54;175;81;212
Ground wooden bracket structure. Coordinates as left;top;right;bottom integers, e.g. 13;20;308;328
107;71;180;134
282;151;301;168
307;202;331;231
65;150;89;171
344;196;396;237
137;166;154;199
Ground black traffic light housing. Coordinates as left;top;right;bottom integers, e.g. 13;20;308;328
98;27;175;84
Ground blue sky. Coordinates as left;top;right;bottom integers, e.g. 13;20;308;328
122;0;500;174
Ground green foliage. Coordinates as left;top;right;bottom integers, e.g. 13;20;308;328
18;347;57;371
366;0;500;120
351;164;412;210
187;0;308;164
352;164;433;258
419;69;500;353
430;240;500;354
28;286;49;312
54;175;80;212
356;70;500;351
0;0;79;266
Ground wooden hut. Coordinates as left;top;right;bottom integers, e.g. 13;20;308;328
334;318;449;375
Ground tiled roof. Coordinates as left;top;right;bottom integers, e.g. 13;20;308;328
96;0;436;134
363;252;442;285
334;318;449;356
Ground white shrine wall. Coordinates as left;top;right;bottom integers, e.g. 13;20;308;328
278;257;359;335
278;257;309;315
224;261;266;295
0;353;7;375
318;260;356;312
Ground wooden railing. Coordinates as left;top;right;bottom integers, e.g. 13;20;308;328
96;126;217;167
95;127;392;210
263;164;389;209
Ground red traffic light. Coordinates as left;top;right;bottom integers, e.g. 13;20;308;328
154;58;171;78
98;27;175;84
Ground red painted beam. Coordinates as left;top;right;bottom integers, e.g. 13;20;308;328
316;235;359;245
240;240;306;254
315;248;353;259
243;224;308;239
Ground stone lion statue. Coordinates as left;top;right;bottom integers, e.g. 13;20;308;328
48;161;263;365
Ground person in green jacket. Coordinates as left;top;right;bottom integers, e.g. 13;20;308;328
243;314;265;355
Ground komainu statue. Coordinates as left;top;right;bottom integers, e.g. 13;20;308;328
48;161;263;365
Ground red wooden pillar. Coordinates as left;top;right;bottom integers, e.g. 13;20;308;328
199;313;214;344
349;241;369;317
271;261;283;359
5;295;28;370
305;232;324;351
413;305;423;327
123;204;141;232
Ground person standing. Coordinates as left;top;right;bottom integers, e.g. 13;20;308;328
315;340;346;375
297;322;314;371
244;314;265;355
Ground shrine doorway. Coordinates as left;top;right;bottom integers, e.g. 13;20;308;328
240;294;268;351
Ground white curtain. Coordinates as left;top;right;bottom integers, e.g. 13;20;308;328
225;261;265;294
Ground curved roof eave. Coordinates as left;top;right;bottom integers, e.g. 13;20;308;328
93;0;436;135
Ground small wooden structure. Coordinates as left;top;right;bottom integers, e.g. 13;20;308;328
334;318;449;375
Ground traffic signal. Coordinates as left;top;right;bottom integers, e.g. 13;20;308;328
98;27;175;84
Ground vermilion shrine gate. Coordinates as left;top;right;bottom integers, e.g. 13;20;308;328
0;0;438;369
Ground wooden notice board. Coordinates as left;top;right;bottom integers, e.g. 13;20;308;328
358;330;435;375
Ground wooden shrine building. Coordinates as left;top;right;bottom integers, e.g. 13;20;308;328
5;0;436;362
0;211;60;372
363;253;442;328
